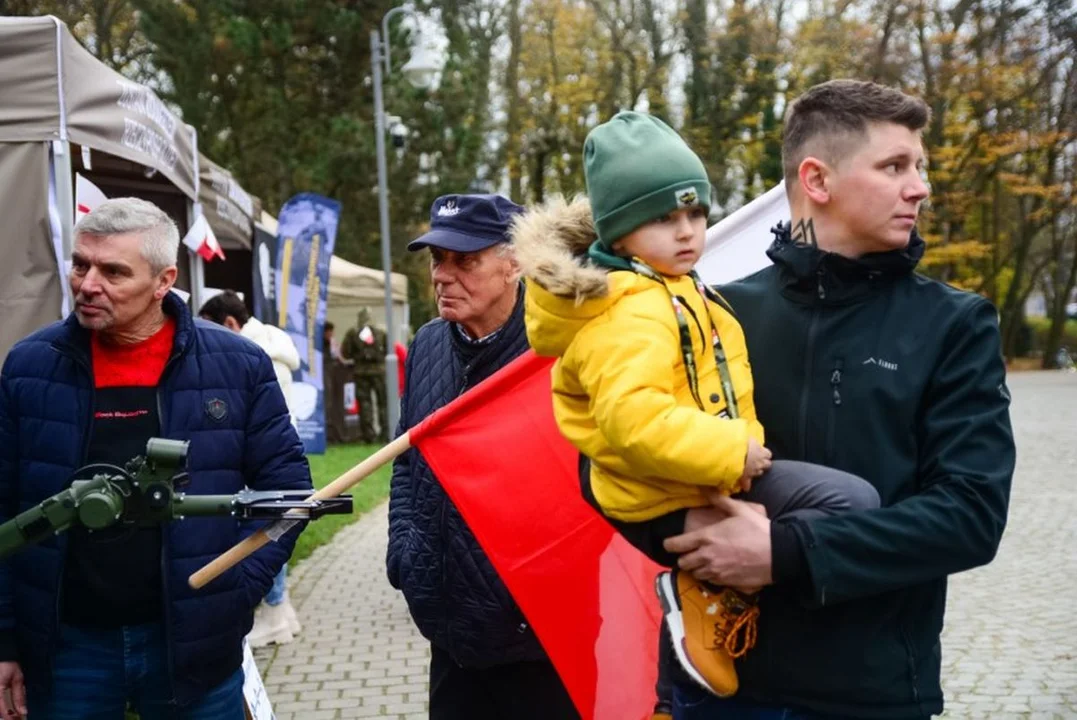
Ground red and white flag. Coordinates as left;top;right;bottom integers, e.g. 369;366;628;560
182;214;226;262
75;173;108;223
409;351;663;720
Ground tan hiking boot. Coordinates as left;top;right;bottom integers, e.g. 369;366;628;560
656;570;760;697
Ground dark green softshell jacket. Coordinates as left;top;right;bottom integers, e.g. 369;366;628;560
719;226;1015;719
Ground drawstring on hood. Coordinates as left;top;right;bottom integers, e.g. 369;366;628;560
765;222;925;305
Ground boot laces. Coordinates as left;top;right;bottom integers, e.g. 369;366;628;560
714;595;759;659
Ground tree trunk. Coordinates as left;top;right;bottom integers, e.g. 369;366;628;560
1042;236;1077;368
530;149;547;205
999;201;1035;359
683;0;709;124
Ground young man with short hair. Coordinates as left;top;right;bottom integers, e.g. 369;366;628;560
664;79;1016;718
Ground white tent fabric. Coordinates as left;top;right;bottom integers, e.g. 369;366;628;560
326;255;409;338
0;16;205;360
698;181;790;286
0;16;198;199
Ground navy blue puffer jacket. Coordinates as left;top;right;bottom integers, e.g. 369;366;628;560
386;287;546;667
0;292;311;705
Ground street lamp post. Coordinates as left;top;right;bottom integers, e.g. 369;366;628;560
370;6;439;437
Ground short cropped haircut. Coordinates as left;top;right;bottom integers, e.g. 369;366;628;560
199;290;250;327
74;197;180;273
782;80;931;187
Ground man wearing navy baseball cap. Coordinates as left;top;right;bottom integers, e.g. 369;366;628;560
406;194;526;339
388;194;579;719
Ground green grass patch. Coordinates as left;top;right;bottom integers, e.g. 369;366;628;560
289;442;393;566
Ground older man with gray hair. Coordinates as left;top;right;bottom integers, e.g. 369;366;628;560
0;197;312;719
387;194;579;719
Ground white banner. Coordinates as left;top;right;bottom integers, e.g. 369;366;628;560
242;639;276;720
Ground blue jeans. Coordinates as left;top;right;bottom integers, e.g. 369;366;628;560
27;623;246;720
265;566;288;606
673;684;846;719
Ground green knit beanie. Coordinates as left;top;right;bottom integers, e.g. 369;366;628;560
584;111;711;250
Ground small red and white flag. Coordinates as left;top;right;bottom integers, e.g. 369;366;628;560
75;173;108;223
182;214;226;262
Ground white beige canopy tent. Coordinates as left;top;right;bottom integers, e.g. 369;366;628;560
0;15;221;362
199;153;262;303
200;153;260;253
327;255;410;340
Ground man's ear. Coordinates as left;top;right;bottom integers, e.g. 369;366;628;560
506;254;522;284
154;266;178;300
798;156;831;205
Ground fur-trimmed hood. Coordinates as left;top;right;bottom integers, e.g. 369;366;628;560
511;194;608;301
511;194;654;358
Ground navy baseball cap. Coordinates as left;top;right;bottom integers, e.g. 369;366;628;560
407;194;524;253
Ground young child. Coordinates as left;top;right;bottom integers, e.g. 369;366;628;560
512;111;880;699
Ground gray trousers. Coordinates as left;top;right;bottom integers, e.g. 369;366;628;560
640;460;880;714
588;459;880;569
742;459;880;522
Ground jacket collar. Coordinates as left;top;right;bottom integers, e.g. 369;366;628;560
765;223;924;306
53;290;195;364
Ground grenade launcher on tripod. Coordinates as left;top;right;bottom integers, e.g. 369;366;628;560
0;438;351;559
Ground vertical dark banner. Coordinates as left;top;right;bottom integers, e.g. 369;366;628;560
251;224;278;325
274;194;340;454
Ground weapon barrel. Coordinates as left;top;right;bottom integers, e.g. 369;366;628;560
0;505;54;558
171;495;237;517
0;478;110;558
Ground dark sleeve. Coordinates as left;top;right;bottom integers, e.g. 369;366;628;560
770;519;808;586
0;371;17;661
797;298;1014;607
239;352;314;605
339;329;357;361
386;344;415;590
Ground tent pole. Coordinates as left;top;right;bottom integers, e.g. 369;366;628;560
186;125;205;313
50;140;75;317
51;142;74;264
187;201;206;313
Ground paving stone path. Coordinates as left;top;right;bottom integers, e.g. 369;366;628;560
256;370;1077;719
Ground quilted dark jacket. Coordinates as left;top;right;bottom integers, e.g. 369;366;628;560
0;292;311;706
386;286;547;667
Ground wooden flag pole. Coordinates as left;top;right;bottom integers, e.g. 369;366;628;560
188;432;413;589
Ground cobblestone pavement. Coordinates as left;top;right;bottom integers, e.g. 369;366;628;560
938;371;1077;719
256;371;1077;719
254;511;429;719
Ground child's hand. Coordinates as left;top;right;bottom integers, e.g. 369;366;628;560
738;438;772;492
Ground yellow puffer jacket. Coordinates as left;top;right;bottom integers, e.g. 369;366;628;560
511;196;765;522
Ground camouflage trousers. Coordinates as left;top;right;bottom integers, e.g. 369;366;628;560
354;374;387;443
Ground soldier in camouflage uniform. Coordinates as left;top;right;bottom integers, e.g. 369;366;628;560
340;308;388;443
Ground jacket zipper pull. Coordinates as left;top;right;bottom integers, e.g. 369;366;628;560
816;267;826;300
831;359;843;406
